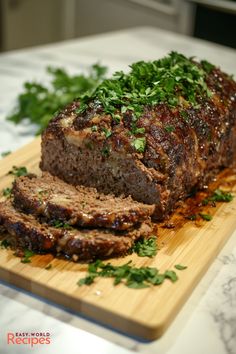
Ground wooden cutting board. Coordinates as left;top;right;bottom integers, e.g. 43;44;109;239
0;137;236;340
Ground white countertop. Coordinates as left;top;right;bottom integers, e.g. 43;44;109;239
0;27;236;354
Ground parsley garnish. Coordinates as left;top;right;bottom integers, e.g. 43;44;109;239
77;52;214;124
1;151;11;158
0;239;11;249
185;214;197;221
8;166;28;177
78;260;181;289
102;128;112;138
175;264;187;270
165;125;175;133
132;137;146;153
164;270;178;282
130;125;145;135
101;145;110;157
7;64;107;134
21;249;35;263
45;264;53;270
51;220;72;229
202;189;233;205
2;187;12;197
201;60;215;74
199;213;212;221
91;125;98;132
180;110;189;122
133;236;157;257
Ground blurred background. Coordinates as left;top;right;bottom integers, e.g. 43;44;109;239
0;0;235;52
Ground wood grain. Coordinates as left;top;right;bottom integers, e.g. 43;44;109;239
0;137;236;340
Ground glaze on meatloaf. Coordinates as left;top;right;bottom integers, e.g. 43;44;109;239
40;52;236;219
12;172;154;230
0;200;152;260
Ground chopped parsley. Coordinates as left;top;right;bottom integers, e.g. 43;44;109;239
180;110;189;122
77;52;213;123
1;151;11;158
201;60;215;74
202;189;233;205
91;125;98;132
165;125;175;133
131;137;146;153
185;214;197;221
2;187;12;197
102;128;112;138
21;249;35;263
0;239;11;249
78;260;181;289
175;264;188;270
45;264;53;270
8;166;28;177
130;125;145;135
51;220;72;229
199;213;212;221
133;236;158;258
101;145;110;157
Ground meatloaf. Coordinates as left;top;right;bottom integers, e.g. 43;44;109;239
40;52;236;219
0;200;152;260
12;172;154;230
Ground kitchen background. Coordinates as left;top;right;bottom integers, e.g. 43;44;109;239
0;0;235;52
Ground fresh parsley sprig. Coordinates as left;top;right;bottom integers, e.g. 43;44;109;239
7;64;107;134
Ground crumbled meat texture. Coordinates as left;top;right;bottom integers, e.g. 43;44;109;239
40;64;236;219
12;172;154;230
0;201;152;260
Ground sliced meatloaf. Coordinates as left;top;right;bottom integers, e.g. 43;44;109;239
40;52;236;219
12;172;154;230
0;201;152;260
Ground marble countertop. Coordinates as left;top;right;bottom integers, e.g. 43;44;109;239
0;27;236;354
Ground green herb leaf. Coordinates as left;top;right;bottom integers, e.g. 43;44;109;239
101;145;110;157
165;125;175;133
21;249;35;263
91;125;98;132
199;213;212;221
102;128;112;138
1;151;11;158
201;60;215;74
174;264;187;270
203;189;233;205
133;236;157;258
2;187;12;197
0;239;11;249
45;264;52;270
132;137;146;153
8;166;28;177
164;270;178;282
185;214;197;221
51;220;72;229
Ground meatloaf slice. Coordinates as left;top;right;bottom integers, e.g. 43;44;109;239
40;53;236;219
12;172;154;230
0;201;152;260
